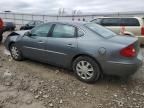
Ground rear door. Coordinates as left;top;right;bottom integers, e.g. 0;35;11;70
45;23;78;67
101;18;121;34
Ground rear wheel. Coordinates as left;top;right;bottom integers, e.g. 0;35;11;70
10;43;23;61
73;56;101;83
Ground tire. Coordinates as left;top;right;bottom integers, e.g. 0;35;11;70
0;35;2;43
10;43;23;61
73;56;101;83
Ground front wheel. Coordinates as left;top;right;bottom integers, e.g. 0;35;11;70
10;43;23;61
73;56;101;83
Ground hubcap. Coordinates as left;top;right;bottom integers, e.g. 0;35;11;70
76;61;94;80
11;46;19;59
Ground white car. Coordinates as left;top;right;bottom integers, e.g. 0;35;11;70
91;17;144;45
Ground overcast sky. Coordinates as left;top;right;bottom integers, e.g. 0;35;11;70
0;0;144;14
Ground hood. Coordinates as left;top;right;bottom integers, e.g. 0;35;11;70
8;30;29;36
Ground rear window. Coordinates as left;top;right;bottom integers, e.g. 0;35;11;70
101;18;120;26
120;18;140;26
84;23;117;38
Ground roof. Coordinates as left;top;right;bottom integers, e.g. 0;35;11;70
46;21;88;26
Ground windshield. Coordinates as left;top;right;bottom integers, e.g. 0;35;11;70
84;23;117;38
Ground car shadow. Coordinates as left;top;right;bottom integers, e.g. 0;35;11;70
22;59;134;85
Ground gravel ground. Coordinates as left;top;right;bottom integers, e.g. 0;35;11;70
0;32;144;108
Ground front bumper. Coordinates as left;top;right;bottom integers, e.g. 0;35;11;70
102;51;143;77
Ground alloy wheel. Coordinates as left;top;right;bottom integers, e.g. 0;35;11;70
76;60;94;80
11;46;19;59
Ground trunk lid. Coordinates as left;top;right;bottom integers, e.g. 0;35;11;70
108;35;140;54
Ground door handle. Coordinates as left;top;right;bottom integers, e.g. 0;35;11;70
67;44;74;48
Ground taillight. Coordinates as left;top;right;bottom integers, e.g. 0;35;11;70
141;26;144;36
120;44;136;57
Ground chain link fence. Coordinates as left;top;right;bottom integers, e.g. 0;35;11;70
0;12;143;29
0;12;96;29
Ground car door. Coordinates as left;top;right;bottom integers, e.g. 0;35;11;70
45;23;78;67
19;24;52;61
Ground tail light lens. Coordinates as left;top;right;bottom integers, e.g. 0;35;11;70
141;26;144;36
120;44;136;57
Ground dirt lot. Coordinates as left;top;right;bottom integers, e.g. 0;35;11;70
1;34;144;108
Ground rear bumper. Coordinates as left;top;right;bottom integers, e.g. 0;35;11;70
102;51;143;77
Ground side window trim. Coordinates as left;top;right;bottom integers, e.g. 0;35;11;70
76;27;85;37
47;24;55;37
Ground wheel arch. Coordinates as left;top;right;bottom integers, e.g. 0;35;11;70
71;54;103;74
8;42;15;50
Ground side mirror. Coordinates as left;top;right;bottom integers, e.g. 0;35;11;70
24;31;32;37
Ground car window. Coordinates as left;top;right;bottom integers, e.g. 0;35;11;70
52;24;75;38
84;23;117;38
101;18;120;26
120;18;140;26
31;24;52;37
77;28;84;37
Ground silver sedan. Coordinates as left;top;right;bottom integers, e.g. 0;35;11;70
4;21;143;83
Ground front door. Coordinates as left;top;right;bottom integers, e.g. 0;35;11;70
19;24;52;61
